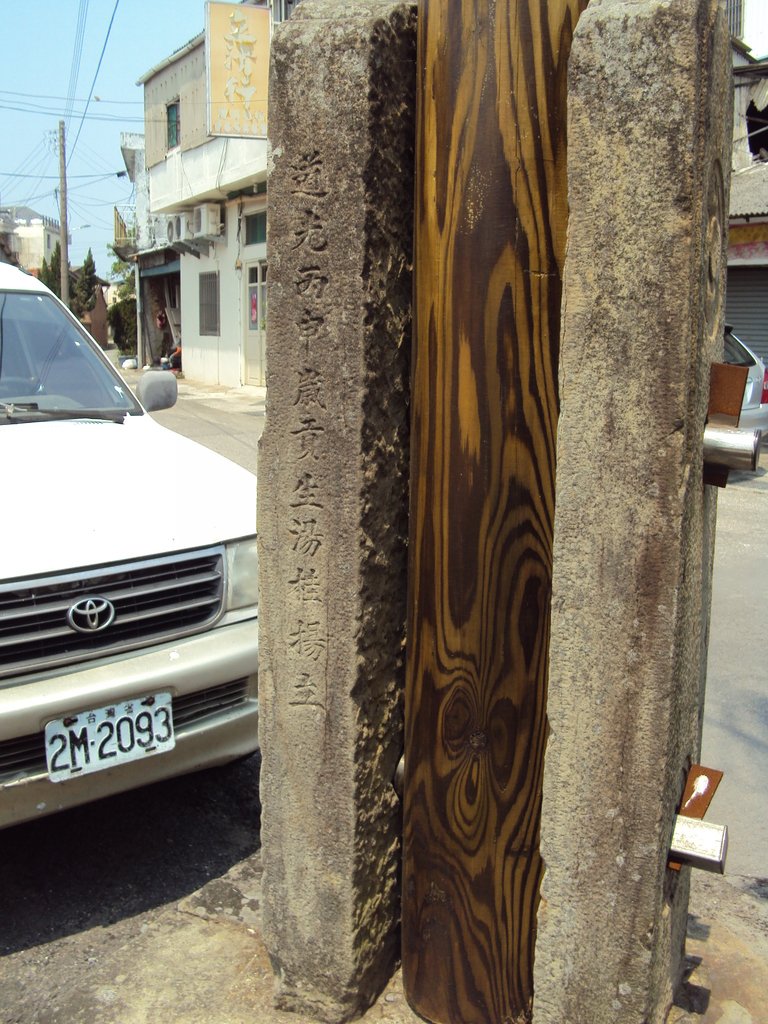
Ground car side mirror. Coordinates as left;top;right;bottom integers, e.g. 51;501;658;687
136;370;178;412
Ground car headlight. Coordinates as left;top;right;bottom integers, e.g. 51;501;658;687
225;537;259;611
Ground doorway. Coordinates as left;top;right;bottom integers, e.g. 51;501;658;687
244;260;267;385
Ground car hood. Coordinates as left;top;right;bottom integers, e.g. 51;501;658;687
0;414;257;581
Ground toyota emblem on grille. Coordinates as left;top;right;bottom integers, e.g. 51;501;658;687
67;597;116;634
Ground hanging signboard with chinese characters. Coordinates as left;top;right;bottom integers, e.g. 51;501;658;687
206;2;270;139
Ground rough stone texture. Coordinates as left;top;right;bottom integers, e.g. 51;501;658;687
533;2;732;1023
257;2;415;1020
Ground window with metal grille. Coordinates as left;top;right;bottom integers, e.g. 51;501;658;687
726;0;744;38
167;100;180;149
272;0;302;22
245;212;267;246
199;271;220;336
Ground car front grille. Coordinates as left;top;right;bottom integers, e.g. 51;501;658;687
0;679;251;782
0;548;225;680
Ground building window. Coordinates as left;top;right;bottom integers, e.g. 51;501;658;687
248;262;268;331
167;100;180;150
726;0;744;38
273;0;302;22
245;212;266;246
199;272;220;336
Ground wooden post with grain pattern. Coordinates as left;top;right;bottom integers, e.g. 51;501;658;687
402;0;587;1021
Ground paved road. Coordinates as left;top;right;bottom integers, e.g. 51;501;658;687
1;372;765;1024
151;375;265;476
701;454;768;879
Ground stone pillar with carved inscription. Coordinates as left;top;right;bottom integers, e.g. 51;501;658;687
533;2;732;1023
257;1;415;1020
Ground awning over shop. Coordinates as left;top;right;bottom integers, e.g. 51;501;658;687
140;259;180;278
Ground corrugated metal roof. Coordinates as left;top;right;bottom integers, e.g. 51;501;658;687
730;162;768;217
136;32;205;86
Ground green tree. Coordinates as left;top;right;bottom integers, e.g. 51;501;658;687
107;246;136;300
39;241;62;298
106;247;137;354
71;248;97;319
107;297;137;354
105;246;137;353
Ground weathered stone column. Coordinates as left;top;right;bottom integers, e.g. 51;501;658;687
257;1;415;1020
534;2;731;1023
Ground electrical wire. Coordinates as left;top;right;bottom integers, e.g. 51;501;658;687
0;101;144;124
2;144;57;210
69;0;122;166
0;89;143;106
64;0;89;131
1;139;51;198
0;171;124;180
76;138;125;176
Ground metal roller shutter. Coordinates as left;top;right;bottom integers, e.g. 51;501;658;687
726;267;768;362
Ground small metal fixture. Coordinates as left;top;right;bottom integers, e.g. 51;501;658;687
669;815;728;873
703;424;761;473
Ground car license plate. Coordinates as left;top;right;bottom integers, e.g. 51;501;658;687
44;692;175;783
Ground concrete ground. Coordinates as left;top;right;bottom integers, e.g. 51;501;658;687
2;360;765;1024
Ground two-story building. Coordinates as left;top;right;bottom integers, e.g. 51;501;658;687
1;206;61;273
0;209;21;266
726;11;768;360
131;0;284;387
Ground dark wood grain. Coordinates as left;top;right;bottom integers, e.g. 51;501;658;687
402;1;587;1021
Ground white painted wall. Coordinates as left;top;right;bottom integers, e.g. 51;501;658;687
150;137;268;213
180;198;267;387
744;0;768;58
15;223;58;272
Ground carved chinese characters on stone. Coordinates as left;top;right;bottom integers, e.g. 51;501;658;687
285;153;333;712
295;367;327;409
290;517;323;556
289;151;329;198
292;417;325;461
293;208;329;253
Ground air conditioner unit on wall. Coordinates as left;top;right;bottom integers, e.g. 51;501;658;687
193;203;223;240
165;214;183;245
165;213;194;245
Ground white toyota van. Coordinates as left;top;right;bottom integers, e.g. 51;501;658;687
0;263;259;828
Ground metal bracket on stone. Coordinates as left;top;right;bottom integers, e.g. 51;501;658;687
704;362;760;486
668;764;727;873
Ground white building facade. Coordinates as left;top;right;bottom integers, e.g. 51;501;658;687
0;207;61;273
137;3;272;387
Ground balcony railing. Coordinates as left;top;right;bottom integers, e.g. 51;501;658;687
114;206;137;259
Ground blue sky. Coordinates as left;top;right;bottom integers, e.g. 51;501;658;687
1;1;206;277
2;1;766;280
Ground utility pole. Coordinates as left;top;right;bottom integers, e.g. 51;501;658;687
58;120;69;306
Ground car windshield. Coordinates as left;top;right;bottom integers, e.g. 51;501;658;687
724;331;756;368
0;290;141;421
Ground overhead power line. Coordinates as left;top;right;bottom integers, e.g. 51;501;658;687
0;100;144;123
65;0;89;130
69;0;122;165
0;89;143;106
0;171;125;179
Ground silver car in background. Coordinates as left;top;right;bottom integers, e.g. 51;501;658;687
724;326;768;435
